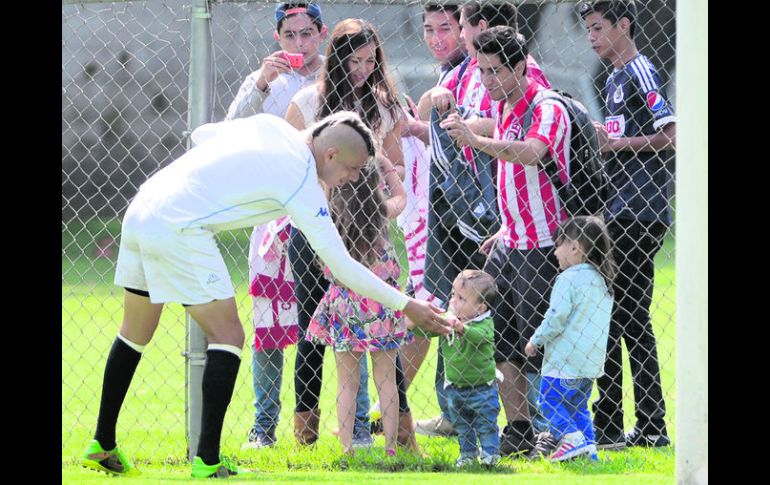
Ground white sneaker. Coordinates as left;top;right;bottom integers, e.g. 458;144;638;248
549;431;590;462
480;454;500;467
414;415;457;437
241;426;276;450
455;455;477;467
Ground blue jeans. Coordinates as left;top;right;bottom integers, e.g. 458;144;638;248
527;372;549;434
445;383;501;460
251;346;283;435
252;345;370;436
354;356;370;437
539;376;595;443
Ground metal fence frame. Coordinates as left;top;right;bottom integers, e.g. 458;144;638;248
63;1;704;480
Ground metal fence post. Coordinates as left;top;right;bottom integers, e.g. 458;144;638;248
185;0;212;463
676;1;708;484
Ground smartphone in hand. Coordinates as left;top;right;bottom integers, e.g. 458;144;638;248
282;52;304;68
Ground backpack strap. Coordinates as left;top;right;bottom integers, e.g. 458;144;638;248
520;89;571;193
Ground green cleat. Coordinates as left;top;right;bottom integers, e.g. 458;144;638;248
82;440;140;476
191;455;253;478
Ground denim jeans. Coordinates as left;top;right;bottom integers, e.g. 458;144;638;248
539;376;595;444
526;371;549;434
252;345;370;435
354;356;370;437
445;382;501;460
251;345;283;435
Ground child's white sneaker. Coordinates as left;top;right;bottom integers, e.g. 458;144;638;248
549;431;590;462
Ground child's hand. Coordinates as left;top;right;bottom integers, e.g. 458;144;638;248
451;319;465;337
524;341;538;357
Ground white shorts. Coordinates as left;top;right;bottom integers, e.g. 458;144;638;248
114;193;235;305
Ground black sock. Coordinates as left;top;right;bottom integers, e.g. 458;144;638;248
93;337;142;451
195;349;240;465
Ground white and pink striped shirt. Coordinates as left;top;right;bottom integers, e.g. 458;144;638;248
445;56;553;171
248;216;298;351
398;119;437;303
495;82;571;250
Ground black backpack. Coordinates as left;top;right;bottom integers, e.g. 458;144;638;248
521;90;609;216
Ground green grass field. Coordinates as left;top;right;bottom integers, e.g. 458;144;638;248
62;220;676;484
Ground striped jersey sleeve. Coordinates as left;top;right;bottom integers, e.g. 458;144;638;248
524;99;571;184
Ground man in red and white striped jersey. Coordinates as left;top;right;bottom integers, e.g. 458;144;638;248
417;2;550;123
440;25;571;456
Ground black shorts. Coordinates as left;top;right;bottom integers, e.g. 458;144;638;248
483;241;559;373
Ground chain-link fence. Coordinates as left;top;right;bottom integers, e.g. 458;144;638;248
63;0;676;469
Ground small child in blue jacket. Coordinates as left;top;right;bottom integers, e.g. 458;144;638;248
525;216;616;462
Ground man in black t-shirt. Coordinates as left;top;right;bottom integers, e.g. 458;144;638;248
580;1;675;450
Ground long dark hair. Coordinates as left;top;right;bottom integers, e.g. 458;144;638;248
317;18;399;136
328;165;387;268
553;216;616;294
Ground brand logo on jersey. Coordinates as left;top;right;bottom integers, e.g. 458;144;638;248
206;273;221;285
503;123;522;141
315;207;329;217
613;85;624;103
473;202;486;216
605;115;625;139
646;91;666;112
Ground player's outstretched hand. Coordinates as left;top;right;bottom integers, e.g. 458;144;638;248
451;319;465;337
403;298;451;336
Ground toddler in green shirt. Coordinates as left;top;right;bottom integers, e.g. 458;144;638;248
438;270;501;467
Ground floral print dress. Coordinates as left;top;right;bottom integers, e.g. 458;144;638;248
305;241;413;352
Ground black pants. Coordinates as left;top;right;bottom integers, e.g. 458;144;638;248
290;228;328;413
592;218;669;435
289;228;410;413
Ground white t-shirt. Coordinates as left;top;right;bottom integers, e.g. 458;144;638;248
290;84;396;137
139;114;409;311
226;60;323;120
